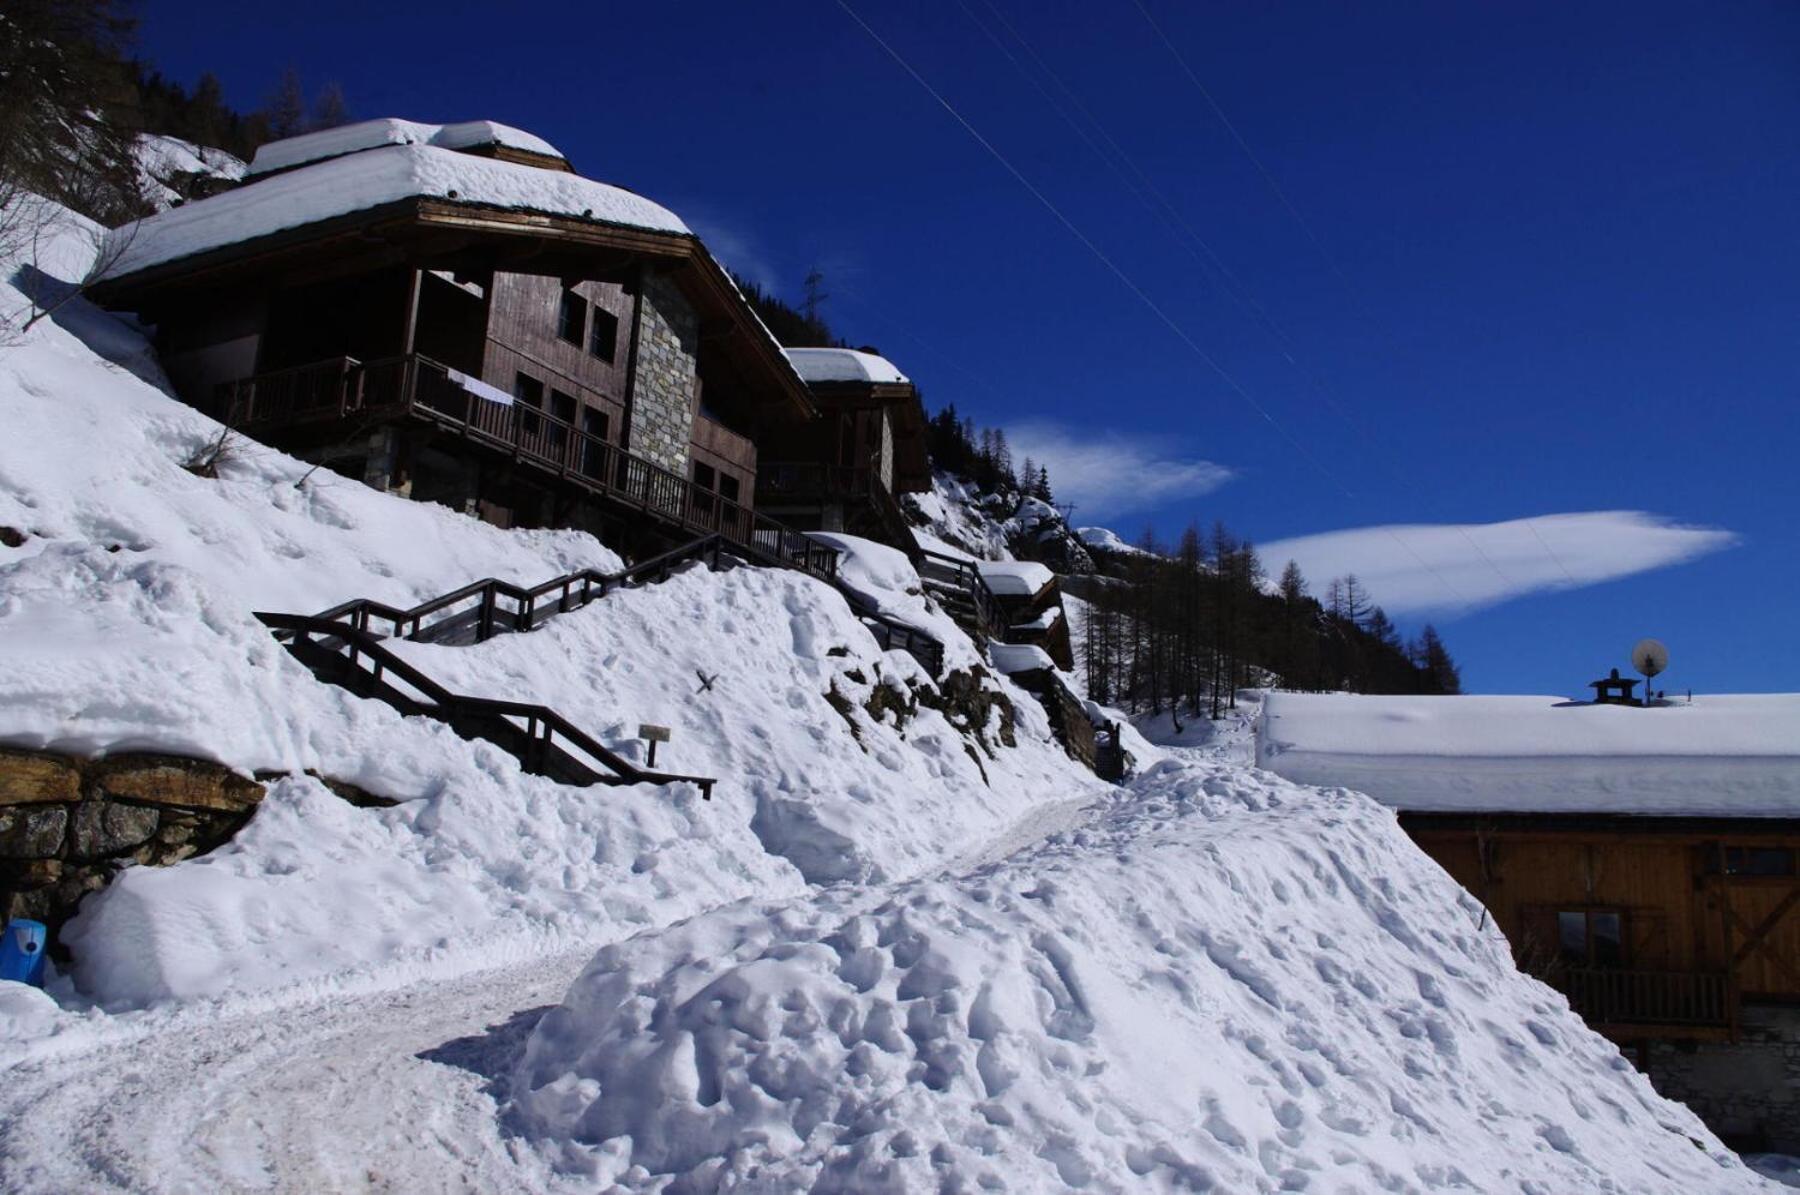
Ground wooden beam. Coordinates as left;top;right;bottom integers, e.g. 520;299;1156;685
1731;882;1800;971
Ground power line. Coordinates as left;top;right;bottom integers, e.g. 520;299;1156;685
1125;0;1582;593
833;0;1475;609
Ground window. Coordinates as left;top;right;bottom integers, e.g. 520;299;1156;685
589;307;619;363
547;388;576;454
1705;846;1798;877
691;462;716;491
1558;910;1623;968
719;474;741;506
580;408;610;480
557;290;587;345
515;372;544;437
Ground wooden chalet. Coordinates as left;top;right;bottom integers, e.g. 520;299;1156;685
89;118;833;571
755;347;930;553
1257;691;1800;1151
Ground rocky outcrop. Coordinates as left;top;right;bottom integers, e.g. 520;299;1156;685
0;748;270;947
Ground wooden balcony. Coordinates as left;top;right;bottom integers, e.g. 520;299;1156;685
1551;967;1736;1035
214;355;838;580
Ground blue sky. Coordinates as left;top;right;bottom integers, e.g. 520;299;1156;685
140;1;1798;695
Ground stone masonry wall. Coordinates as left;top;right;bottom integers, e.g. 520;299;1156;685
0;748;391;955
1646;1005;1800;1153
630;273;700;476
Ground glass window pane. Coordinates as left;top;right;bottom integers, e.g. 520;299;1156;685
1558;911;1587;963
557;291;586;344
590;308;619;362
1591;913;1623;968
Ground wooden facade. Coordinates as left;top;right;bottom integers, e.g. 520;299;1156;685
1403;812;1800;1040
756;372;930;552
91;149;817;561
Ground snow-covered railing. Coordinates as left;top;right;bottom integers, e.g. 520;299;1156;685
255;612;717;797
214;354;839;583
918;548;1008;641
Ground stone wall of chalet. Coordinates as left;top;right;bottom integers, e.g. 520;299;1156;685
630;274;700;476
1647;1005;1800;1153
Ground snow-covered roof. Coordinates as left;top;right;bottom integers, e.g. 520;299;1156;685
1258;692;1800;818
247;118;564;177
99;143;689;283
783;347;909;386
977;559;1055;597
988;643;1055;674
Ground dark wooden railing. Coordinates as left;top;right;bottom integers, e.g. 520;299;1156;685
1552;967;1735;1028
919;548;1008;641
757;461;871;500
217;354;839;583
298;532;948;677
255;612;716;798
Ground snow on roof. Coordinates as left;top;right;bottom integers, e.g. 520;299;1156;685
988;643;1055;674
976;559;1054;597
247;118;564;176
783;347;909;386
1258;692;1800;817
100;144;688;282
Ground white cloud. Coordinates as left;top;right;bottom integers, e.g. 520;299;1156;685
1261;511;1738;615
680;208;782;292
1007;422;1235;519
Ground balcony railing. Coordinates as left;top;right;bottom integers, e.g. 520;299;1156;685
1551;967;1735;1029
215;355;838;581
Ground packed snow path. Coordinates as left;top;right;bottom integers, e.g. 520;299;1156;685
0;785;1111;1195
0;945;594;1194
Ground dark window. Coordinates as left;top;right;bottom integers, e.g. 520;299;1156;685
719;474;741;506
589;307;619;362
1710;847;1799;877
557;290;587;345
515;372;544;438
580;408;610;480
692;462;716;491
1558;910;1624;968
550;389;577;424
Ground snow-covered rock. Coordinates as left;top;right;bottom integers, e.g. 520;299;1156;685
131;134;246;211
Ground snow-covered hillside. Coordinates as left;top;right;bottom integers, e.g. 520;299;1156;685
905;473;1094;573
132;134;246;211
0;198;1777;1191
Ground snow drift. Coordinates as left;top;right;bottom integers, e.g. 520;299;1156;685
510;761;1758;1191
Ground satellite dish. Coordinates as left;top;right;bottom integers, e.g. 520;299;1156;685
1632;638;1669;679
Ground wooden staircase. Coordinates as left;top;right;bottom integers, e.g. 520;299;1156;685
257;612;717;797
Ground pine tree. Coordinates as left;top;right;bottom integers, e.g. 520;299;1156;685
1420;625;1462;694
1034;464;1053;503
311;81;349;131
1017;456;1037;497
264;67;305;139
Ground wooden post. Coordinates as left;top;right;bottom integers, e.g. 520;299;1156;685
619;264;647;457
401;267;422;358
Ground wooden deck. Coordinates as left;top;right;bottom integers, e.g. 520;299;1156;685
1550;967;1737;1037
216;354;839;581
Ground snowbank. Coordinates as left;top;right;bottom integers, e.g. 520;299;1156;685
1259;692;1800;816
101;143;689;282
803;531;975;670
247;118;564;176
783;347;909;385
509;760;1758;1191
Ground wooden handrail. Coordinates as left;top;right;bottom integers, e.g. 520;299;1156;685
1551;966;1735;1027
919;547;1008;641
255;611;716;798
216;354;840;584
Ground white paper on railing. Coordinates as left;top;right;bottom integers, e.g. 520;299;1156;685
447;368;514;406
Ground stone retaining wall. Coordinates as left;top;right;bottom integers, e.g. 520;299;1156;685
0;748;268;948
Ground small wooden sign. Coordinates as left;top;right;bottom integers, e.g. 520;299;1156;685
638;724;672;743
